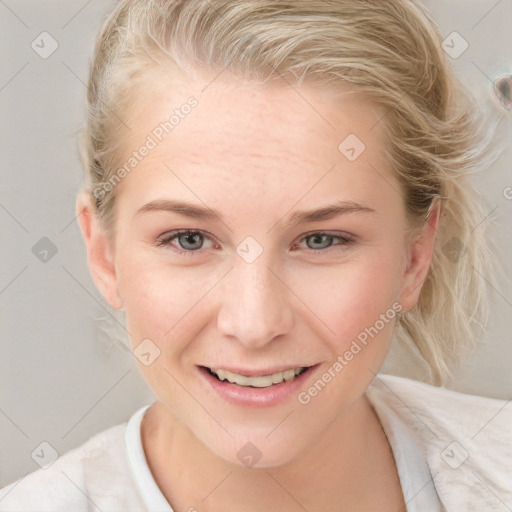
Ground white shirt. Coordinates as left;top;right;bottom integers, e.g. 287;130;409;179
0;373;510;511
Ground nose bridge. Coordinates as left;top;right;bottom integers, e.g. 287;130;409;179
216;255;293;347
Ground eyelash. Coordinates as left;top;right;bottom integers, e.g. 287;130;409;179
156;229;355;256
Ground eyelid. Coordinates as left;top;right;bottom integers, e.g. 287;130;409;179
298;229;355;240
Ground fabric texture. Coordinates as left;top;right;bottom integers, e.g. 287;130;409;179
0;373;510;511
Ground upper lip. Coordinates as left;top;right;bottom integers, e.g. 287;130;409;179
200;364;314;377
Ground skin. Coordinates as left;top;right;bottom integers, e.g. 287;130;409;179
77;67;439;511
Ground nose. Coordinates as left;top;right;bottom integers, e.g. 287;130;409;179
216;256;294;349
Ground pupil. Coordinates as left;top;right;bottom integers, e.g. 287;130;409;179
180;233;202;250
309;234;331;249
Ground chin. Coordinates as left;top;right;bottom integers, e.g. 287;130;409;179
204;429;308;470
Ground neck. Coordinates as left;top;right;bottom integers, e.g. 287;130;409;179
141;395;404;512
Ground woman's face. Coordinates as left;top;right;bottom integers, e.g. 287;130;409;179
80;68;436;468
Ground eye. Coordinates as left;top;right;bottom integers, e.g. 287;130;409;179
155;229;354;256
296;232;354;252
156;229;215;254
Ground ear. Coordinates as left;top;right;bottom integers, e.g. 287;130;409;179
398;201;441;313
75;191;124;310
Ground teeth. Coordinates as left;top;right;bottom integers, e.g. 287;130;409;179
210;367;306;388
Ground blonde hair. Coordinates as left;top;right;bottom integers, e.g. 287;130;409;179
80;0;505;385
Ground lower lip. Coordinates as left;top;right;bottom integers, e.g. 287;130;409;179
198;365;318;408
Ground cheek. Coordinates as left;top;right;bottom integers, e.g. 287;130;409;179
288;251;404;409
115;256;220;409
286;248;404;351
116;254;216;347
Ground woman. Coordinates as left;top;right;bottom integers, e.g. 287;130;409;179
1;1;510;511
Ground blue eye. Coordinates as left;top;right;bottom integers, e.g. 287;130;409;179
299;232;354;251
157;230;213;254
156;230;354;256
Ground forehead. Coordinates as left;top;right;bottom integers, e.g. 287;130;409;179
113;67;396;214
126;69;383;148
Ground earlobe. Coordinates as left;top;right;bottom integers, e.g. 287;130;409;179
399;201;441;312
75;192;124;310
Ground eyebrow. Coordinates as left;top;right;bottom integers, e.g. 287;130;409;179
135;198;376;226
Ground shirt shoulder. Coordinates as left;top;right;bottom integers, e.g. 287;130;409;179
366;373;512;511
0;421;147;512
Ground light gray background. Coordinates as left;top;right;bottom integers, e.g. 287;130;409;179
1;0;511;488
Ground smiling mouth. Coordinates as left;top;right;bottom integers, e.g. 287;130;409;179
203;366;309;388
